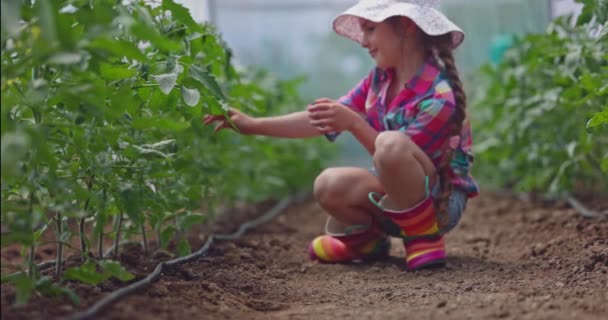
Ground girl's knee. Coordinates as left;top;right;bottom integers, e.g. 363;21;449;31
374;132;416;169
313;168;344;208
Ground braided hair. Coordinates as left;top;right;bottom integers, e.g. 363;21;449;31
425;33;467;229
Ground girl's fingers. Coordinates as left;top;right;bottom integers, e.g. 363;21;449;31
307;110;333;120
203;117;214;125
203;114;225;124
310;119;332;127
214;121;229;132
314;97;333;104
316;126;335;133
307;103;331;113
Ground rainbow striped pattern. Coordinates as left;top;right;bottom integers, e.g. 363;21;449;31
308;226;390;263
382;196;446;270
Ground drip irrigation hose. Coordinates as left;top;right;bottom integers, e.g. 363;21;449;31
65;193;306;320
566;196;606;219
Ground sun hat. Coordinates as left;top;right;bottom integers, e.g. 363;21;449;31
333;0;465;49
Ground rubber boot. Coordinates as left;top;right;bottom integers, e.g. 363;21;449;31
308;216;390;263
369;177;446;270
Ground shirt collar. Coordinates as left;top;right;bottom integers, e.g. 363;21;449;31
384;57;441;96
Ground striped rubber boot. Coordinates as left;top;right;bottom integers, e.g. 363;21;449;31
308;217;390;263
380;195;446;270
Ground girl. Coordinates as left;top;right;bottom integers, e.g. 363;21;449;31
204;0;479;271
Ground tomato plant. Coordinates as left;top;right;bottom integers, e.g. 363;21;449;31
470;0;607;196
1;0;331;304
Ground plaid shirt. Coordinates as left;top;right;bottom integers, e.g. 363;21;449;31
328;57;479;198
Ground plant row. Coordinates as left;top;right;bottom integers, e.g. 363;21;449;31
0;0;330;304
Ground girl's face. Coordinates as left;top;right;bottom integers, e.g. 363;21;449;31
360;19;402;68
359;18;413;69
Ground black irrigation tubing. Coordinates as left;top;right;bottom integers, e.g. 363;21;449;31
566;196;607;219
65;193;306;320
503;189;607;219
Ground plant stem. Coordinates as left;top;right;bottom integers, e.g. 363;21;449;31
27;190;37;279
141;223;148;255
113;211;123;259
98;228;104;259
156;223;162;250
79;217;87;262
98;189;107;259
28;246;35;279
131;84;159;90
55;213;63;276
80;175;94;262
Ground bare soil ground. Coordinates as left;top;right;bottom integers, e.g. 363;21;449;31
2;192;607;320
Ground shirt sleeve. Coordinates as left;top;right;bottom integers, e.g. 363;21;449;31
401;98;456;165
324;72;372;142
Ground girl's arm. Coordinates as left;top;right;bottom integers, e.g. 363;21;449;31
307;98;378;154
349;115;379;155
203;109;323;139
252;111;324;138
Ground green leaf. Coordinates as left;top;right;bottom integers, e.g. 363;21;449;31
100;64;137;80
131;22;181;52
162;0;202;32
14;274;35;306
189;65;226;100
36;277;81;305
141;139;176;151
1;131;30;177
132;117;190;131
177;238;191;257
160;225;176;249
64;262;109;285
47;52;84;65
1;232;35;247
89;38;147;61
119;188;143;225
186;32;203;41
181;86;200;107
131;145;172;159
99;260;135;282
155;73;178;94
177;214;204;231
587;109;608;129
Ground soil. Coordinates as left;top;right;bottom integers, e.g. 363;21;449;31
1;192;607;320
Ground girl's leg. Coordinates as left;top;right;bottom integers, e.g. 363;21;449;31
309;167;390;263
373;131;437;208
372;131;445;270
313;167;385;226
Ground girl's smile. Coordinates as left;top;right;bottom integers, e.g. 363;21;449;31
359;18;410;69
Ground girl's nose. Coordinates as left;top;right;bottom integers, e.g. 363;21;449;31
361;37;370;49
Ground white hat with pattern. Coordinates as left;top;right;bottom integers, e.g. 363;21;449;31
333;0;465;49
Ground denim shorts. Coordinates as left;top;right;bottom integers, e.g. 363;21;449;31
368;167;467;233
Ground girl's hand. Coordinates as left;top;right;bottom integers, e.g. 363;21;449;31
202;108;257;134
307;98;359;133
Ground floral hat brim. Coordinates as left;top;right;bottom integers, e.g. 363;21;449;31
333;0;465;49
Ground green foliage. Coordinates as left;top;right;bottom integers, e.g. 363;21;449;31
1;0;331;304
0;273;80;306
470;0;607;196
64;260;134;285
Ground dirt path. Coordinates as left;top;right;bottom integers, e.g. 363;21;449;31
2;193;608;319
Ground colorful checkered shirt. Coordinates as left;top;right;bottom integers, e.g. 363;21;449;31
328;57;479;197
